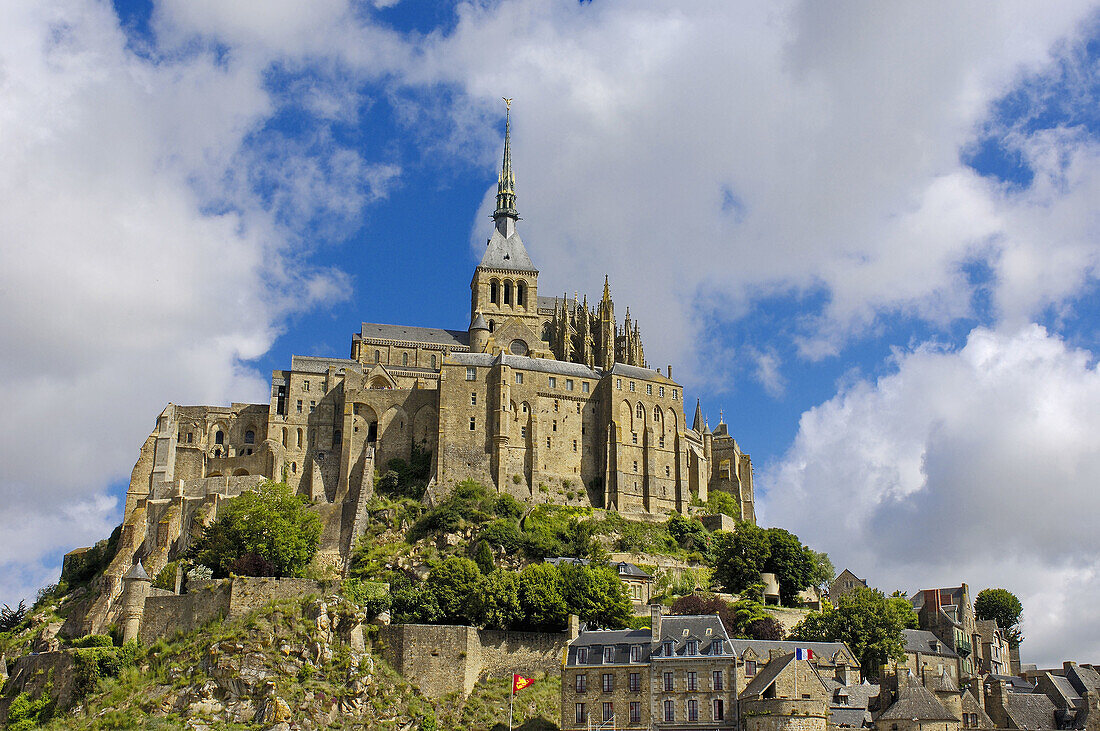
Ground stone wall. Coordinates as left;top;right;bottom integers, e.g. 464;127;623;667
139;577;325;643
139;580;232;644
377;623;572;699
0;651;77;722
741;699;827;731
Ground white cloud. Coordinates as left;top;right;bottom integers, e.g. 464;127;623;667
376;0;1100;380
0;0;351;604
761;325;1100;665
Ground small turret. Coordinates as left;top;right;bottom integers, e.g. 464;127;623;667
470;311;490;353
121;561;151;643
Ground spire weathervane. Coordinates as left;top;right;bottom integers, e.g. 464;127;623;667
494;97;518;222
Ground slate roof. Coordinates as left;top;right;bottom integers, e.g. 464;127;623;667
478;228;538;272
609;362;669;382
824;679;880;710
291;355;362;374
902;629;959;657
500;353;600;378
566;628;653;666
652;615;733;658
993;675;1039;693
1067;664;1100;694
124;562;150;581
359;323;470;348
929;669;959;693
470;312;488;331
829;707;871;727
1002;692;1057;729
1048;674;1082;704
876;679;958;722
728;639;858;667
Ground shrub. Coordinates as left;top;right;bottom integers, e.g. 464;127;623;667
342;578;391;618
479;519;521;553
6;689;53;731
152;562;179;591
71;634;114;648
187;481;321;578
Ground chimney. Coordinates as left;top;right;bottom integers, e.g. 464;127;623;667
667;365;673;380
568;614;580;640
650;604;663;643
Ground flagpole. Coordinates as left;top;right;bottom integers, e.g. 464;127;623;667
508;672;514;731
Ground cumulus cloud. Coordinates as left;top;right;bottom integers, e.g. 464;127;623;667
761;325;1100;665
0;1;356;605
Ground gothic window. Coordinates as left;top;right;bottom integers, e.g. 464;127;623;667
636;404;644;420
654;406;661;420
215;430;224;445
282;428;288;447
489;320;495;332
244;430;255;444
490;280;499;304
374;350;380;363
517;281;526;307
296;428;303;448
431;354;437;368
403;352;409;366
504;281;513;305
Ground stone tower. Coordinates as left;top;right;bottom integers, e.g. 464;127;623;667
469;101;542;346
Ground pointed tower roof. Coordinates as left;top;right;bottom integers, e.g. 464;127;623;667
494;97;518;221
692;399;704;432
479;98;537;273
470;311;489;331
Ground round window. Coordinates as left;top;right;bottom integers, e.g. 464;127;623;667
509;339;528;355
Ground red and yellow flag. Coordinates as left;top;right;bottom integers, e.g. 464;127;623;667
512;674;534;693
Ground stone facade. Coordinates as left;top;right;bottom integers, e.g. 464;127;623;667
377;621;575;699
87;112;756;636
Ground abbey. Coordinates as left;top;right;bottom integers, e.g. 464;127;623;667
104;110;754;614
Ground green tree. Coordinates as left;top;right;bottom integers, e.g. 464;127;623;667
390;573;441;624
428;557;482;624
808;550;835;590
667;513;710;552
560;563;633;629
975;588;1024;646
188;481;321;578
712;524;770;594
516;563;568;630
705;490;741;520
789;587;917;679
473;540;495;574
763;527;816;605
476;570;523;630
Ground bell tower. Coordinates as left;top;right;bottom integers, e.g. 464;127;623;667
470;99;541;339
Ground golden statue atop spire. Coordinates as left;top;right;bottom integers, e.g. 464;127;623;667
503;97;512;110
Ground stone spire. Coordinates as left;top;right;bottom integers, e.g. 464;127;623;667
693;399;704;432
493;98;518;222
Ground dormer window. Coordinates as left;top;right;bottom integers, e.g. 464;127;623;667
663;641;673;656
686;640;698;655
711;640;723;655
577;647;589;664
603;646;614;664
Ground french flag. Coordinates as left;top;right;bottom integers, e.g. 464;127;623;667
795;648;814;660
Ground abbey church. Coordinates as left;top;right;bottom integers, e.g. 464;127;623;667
104;109;755;621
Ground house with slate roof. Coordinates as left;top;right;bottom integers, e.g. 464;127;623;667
738;652;830;731
911;585;978;678
830;569;870;604
903;629;963;686
983;674;1058;730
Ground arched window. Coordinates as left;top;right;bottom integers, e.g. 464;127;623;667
374;350;380;363
489;320;496;333
281;427;288;447
654;406;661;420
504;281;513;305
291;461;297;474
296;428;303;448
403;352;409;366
244;430;255;444
517;281;526;307
490;280;499;304
333;429;341;445
636;404;644;420
431;354;437;368
215;430;224;445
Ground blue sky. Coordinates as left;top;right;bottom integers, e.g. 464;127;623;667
3;0;1100;666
